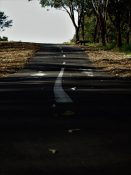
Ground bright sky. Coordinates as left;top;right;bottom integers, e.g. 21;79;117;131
0;0;75;43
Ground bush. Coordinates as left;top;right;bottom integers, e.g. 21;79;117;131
0;36;8;41
120;44;131;52
104;42;116;50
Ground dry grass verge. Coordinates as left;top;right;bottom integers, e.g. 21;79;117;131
0;42;39;77
84;46;131;78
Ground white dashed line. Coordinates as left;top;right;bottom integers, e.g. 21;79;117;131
54;63;73;103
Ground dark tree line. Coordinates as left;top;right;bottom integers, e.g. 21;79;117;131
77;0;131;47
107;0;131;47
29;0;131;47
82;0;131;47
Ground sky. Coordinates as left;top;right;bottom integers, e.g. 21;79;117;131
0;0;75;43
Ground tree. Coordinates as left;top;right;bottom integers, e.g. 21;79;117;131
80;0;93;41
107;0;124;47
122;0;131;45
0;36;8;41
0;11;13;32
29;0;88;43
41;0;85;42
107;0;131;47
91;0;109;46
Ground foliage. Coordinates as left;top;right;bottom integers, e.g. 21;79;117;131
29;0;131;48
119;44;131;53
0;11;13;32
0;36;8;41
79;16;96;42
30;0;90;42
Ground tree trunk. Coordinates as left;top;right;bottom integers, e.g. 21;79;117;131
99;15;106;46
101;27;106;46
75;27;80;43
93;17;99;43
126;11;131;45
126;32;130;45
81;15;85;41
116;14;122;47
117;29;122;48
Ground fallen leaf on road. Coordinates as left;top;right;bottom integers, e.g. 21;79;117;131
48;148;58;154
71;87;77;91
52;104;56;108
68;129;80;133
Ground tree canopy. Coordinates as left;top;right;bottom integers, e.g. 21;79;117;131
0;11;13;32
29;0;131;47
29;0;90;42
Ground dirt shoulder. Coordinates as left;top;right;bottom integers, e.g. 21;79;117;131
83;46;131;78
0;42;39;78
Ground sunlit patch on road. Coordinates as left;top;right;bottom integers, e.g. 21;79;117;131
31;71;47;77
83;71;94;77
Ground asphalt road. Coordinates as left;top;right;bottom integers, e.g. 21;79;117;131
0;44;131;175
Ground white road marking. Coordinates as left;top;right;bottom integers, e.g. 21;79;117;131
83;71;94;77
63;62;66;65
63;55;66;58
54;63;73;103
31;71;47;77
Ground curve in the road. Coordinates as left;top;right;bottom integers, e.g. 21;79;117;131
54;62;73;103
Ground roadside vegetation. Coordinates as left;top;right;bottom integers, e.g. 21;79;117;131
64;42;131;77
0;12;39;77
0;42;39;77
83;43;131;78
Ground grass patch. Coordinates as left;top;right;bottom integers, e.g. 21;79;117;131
0;41;39;77
64;41;75;45
103;43;117;51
